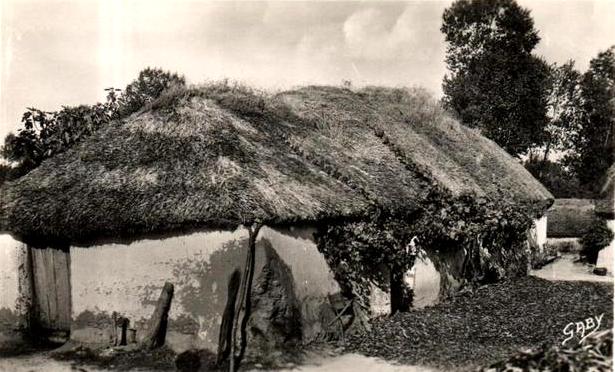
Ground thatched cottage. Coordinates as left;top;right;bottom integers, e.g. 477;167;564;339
0;85;552;353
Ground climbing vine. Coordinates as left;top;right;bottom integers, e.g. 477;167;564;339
315;190;539;309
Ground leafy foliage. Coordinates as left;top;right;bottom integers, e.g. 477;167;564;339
117;67;186;117
580;218;614;264
441;0;550;156
540;61;583;161
485;329;612;372
316;190;536;307
1;90;120;173
1;67;185;176
571;46;615;193
524;157;590;198
315;217;417;302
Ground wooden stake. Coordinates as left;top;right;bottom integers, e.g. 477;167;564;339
17;244;35;333
229;223;262;372
140;282;174;350
217;269;241;366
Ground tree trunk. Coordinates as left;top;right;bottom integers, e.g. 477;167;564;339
390;265;411;314
140;282;174;350
229;224;262;372
542;139;552;164
217;269;241;366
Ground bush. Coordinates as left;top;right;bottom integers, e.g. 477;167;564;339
524;158;591;198
1;67;185;176
118;67;186;117
580;218;614;264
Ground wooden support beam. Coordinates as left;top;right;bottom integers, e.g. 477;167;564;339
217;269;241;366
140;282;174;350
229;223;262;372
17;244;35;332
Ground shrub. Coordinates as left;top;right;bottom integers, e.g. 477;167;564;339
117;67;186;117
524;158;591;198
1;67;184;176
316;191;536;313
580;218;614;264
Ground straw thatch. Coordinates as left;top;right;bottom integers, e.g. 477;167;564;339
0;84;552;245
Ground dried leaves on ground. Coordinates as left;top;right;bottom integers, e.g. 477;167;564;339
483;329;612;371
344;276;613;371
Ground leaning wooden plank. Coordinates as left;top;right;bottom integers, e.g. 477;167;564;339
140;282;174;350
216;269;241;366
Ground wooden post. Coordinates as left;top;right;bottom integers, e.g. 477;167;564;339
217;269;241;366
16;244;35;333
390;264;410;313
140;282;174;350
229;223;262;372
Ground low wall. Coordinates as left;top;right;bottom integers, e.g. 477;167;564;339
69;226;340;352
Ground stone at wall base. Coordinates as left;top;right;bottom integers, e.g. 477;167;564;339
71;327;205;355
71;326;114;345
593;267;608;276
0;330;28;353
246;242;302;361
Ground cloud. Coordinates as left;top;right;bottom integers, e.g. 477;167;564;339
342;3;447;63
520;0;615;70
343;8;401;60
1;0;612;143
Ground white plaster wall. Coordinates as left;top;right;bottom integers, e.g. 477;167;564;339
411;254;440;308
368;251;441;314
0;234;20;312
71;229;246;322
535;216;548;249
597;220;615;274
70;226;340;350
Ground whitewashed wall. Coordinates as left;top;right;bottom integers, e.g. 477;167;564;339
597;220;615;274
369;251;441;315
0;235;20;313
70;226;340;351
0;234;23;341
534;216;548;249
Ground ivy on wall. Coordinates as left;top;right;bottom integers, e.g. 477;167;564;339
315;190;539;312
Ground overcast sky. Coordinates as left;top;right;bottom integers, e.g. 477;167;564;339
1;0;614;141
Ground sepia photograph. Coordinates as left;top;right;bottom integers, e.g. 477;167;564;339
0;0;614;371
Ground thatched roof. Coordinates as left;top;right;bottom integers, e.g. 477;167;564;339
0;84;552;245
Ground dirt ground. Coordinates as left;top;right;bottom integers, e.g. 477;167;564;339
0;351;114;372
1;257;611;372
531;253;614;282
0;350;435;372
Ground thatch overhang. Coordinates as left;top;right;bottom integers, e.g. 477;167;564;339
0;85;553;246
